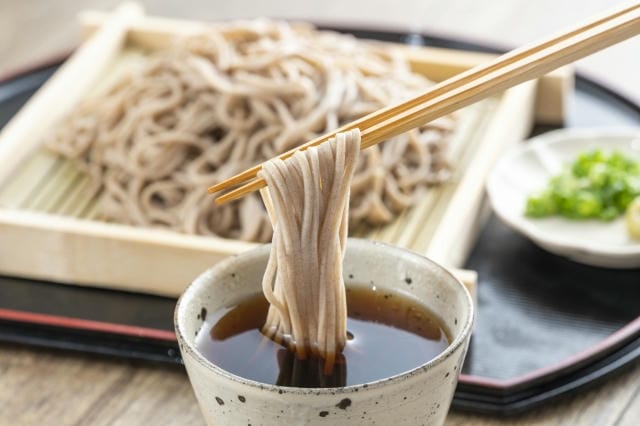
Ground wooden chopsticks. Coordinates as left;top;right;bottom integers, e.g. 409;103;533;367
209;3;640;205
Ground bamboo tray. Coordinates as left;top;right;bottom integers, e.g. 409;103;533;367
0;4;572;296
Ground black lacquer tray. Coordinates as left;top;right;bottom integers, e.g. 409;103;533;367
0;28;638;416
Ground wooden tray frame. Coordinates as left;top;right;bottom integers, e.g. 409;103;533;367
0;4;571;296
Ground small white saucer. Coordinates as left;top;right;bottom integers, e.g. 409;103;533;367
487;128;640;269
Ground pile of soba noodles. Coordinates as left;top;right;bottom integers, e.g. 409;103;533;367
48;20;455;242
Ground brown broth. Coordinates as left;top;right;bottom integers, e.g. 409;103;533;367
196;286;450;387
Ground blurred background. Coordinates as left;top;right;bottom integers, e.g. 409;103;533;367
1;0;639;101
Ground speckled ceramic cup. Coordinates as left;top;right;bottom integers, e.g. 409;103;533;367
175;238;474;426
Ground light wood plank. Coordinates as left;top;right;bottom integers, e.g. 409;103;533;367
0;344;204;426
1;343;639;426
615;379;640;426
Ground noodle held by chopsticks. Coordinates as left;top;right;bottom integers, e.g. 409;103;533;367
47;20;454;242
259;129;360;373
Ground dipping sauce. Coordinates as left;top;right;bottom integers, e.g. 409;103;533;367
196;286;450;387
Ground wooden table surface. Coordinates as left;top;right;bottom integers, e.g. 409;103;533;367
1;0;639;424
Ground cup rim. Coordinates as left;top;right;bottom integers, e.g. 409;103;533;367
175;238;474;395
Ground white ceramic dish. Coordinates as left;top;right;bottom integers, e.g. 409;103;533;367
487;128;640;269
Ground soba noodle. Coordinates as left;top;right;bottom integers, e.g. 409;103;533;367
259;129;360;372
47;20;454;242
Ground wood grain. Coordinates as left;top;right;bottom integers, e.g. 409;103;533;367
0;344;204;425
616;381;640;426
1;343;639;425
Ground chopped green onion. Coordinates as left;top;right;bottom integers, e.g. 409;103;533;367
525;149;640;221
